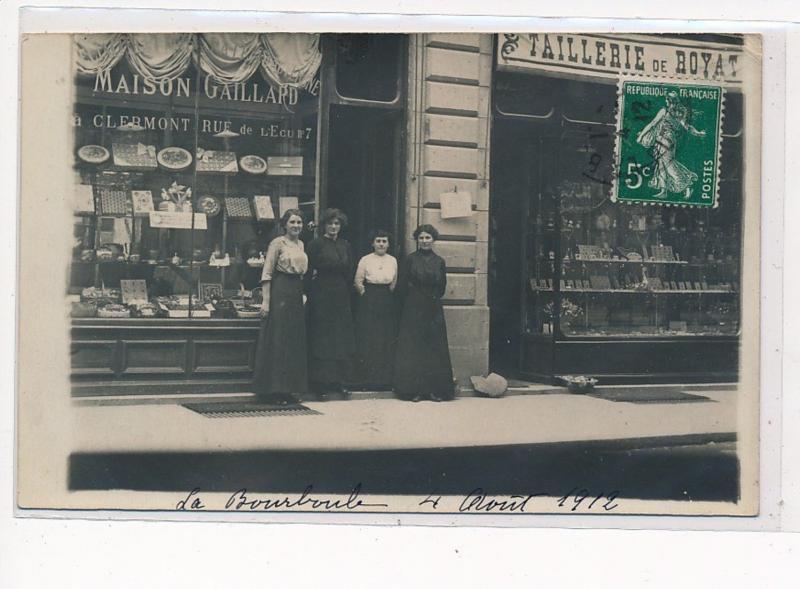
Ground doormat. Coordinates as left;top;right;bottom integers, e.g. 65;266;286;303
586;387;713;404
182;401;321;418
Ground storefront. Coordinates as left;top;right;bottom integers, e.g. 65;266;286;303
489;34;749;383
69;34;406;395
68;33;754;396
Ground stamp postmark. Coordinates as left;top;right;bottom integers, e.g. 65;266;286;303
613;79;725;207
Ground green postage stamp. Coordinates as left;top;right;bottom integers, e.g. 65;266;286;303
613;79;724;207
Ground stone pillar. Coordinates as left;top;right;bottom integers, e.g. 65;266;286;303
405;34;493;384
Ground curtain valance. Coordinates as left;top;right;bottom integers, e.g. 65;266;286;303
74;33;321;88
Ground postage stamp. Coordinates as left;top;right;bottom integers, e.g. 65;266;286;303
613;79;725;207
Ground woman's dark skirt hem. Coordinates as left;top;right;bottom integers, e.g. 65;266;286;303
307;272;356;384
252;272;308;398
355;283;397;388
393;289;455;400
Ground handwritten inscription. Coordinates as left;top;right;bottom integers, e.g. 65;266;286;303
557;487;620;512
175;484;388;512
458;488;547;513
175;485;621;513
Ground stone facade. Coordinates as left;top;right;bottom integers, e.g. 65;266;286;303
405;34;493;384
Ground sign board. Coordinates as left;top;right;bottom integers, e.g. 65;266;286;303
497;34;744;87
148;211;208;230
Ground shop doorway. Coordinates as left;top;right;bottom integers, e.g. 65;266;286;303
324;105;404;258
489;118;550;376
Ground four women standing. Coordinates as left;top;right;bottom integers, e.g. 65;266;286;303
252;210;454;403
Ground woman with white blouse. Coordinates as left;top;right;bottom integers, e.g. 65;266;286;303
353;230;398;390
252;209;309;405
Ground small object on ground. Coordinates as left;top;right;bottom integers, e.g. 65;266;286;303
558;375;598;394
471;373;508;398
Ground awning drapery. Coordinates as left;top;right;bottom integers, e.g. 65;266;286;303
74;33;321;88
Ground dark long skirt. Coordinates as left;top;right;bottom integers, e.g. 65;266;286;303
393;289;454;400
307;272;356;385
252;272;308;398
355;284;396;389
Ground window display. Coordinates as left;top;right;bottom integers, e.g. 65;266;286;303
69;56;321;320
524;101;742;339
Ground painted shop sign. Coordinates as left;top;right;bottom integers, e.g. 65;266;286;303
497;34;743;86
72;110;316;140
92;70;321;106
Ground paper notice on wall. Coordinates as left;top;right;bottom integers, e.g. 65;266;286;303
279;196;299;218
440;191;473;219
254;195;275;220
148;211;208;230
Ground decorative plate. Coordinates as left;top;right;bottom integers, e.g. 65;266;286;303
240;155;268;175
78;145;110;164
197;195;222;217
157;147;193;171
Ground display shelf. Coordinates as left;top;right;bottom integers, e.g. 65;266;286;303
72;259;267;268
72;317;259;327
532;287;736;294
556;329;740;339
563;258;689;265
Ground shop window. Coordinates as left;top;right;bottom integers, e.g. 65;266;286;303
491;73;744;347
70;36;322;320
531;116;742;339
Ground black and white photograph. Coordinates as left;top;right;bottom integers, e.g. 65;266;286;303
16;29;761;515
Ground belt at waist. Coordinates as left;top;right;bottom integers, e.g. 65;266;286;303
274;271;303;279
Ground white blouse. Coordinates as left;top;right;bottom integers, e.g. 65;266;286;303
354;253;398;291
260;235;308;282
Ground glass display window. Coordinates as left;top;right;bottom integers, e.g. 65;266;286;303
508;77;743;340
523;99;743;339
69;42;321;319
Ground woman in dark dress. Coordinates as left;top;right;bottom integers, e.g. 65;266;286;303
252;209;309;405
306;208;356;398
354;230;398;390
394;224;455;402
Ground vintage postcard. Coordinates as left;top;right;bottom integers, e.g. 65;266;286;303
16;31;761;517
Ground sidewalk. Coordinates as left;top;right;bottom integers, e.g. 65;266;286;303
70;385;738;454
